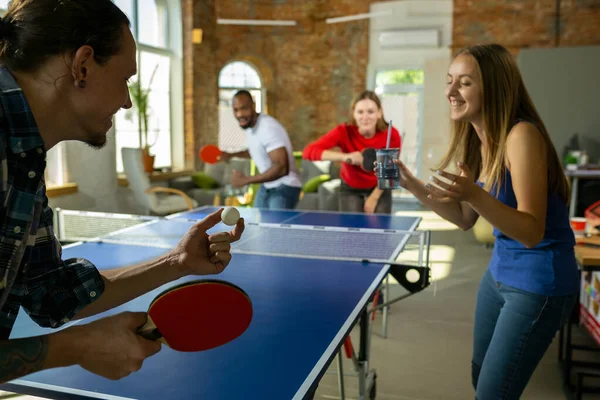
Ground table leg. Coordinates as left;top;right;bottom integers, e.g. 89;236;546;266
337;351;346;400
357;308;370;400
569;176;579;218
382;276;389;338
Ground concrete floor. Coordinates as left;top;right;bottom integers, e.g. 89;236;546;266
312;207;600;400
2;206;600;400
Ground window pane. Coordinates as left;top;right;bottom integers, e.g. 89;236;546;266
137;0;168;48
218;62;263;151
113;0;135;37
0;0;10;11
115;51;171;172
45;143;67;186
376;69;424;87
219;62;261;89
141;52;171;168
114;96;141;173
114;130;141;173
218;89;262;152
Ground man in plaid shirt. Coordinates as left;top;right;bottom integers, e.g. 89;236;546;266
0;0;244;384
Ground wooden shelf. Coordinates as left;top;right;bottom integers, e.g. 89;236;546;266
576;235;600;267
118;169;194;187
47;183;78;198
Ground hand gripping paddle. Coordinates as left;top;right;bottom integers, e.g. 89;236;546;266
361;148;377;172
137;280;253;352
199;144;222;164
344;147;377;171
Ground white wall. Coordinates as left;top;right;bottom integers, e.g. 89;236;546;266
367;0;452;181
518;46;600;164
422;56;451;178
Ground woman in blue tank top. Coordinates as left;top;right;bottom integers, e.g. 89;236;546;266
395;43;578;399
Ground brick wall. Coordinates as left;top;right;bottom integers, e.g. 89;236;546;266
185;0;394;168
453;0;600;54
183;0;219;169
184;0;600;168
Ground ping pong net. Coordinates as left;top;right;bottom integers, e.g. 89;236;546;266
91;219;431;295
54;208;158;244
232;223;413;262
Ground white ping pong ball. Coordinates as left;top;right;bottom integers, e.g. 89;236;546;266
221;207;240;226
406;269;420;283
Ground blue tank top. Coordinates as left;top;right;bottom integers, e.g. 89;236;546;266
481;171;579;296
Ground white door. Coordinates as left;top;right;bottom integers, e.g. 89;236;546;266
378;83;423;199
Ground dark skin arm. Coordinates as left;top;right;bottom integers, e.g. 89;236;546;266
231;147;289;188
219;150;251;161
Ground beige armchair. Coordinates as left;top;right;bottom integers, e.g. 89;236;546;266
121;147;198;216
473;217;495;248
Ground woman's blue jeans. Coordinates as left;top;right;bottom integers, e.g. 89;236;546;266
472;268;577;399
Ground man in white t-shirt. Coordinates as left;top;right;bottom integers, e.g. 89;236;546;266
219;90;302;209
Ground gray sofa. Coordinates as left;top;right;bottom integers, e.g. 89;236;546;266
170;158;252;207
296;159;341;211
172;157;342;211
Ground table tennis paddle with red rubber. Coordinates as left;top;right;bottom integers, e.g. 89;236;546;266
199;144;222;164
137;280;253;352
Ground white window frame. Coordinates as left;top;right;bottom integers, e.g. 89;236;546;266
114;0;184;172
218;61;264;103
217;62;265;152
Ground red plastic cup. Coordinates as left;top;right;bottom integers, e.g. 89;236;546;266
570;217;587;236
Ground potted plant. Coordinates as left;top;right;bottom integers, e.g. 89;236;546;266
126;64;159;173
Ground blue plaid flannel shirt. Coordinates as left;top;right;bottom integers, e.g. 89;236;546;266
0;67;105;339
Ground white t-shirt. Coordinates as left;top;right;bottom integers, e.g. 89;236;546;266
245;113;302;189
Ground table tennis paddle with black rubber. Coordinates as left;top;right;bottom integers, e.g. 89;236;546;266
199;144;222;164
361;148;377;172
345;148;377;171
342;124;378;172
137;279;253;352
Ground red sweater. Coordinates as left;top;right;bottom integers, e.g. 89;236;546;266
303;123;401;189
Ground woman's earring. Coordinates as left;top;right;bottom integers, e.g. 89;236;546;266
79;80;86;88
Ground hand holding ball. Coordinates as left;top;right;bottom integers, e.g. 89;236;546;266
221;207;240;226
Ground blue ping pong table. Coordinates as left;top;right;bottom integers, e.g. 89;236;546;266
1;206;425;400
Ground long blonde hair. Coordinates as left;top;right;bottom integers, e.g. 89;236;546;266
437;44;570;203
349;90;389;132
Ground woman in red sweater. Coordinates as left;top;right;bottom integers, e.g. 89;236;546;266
302;90;401;214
